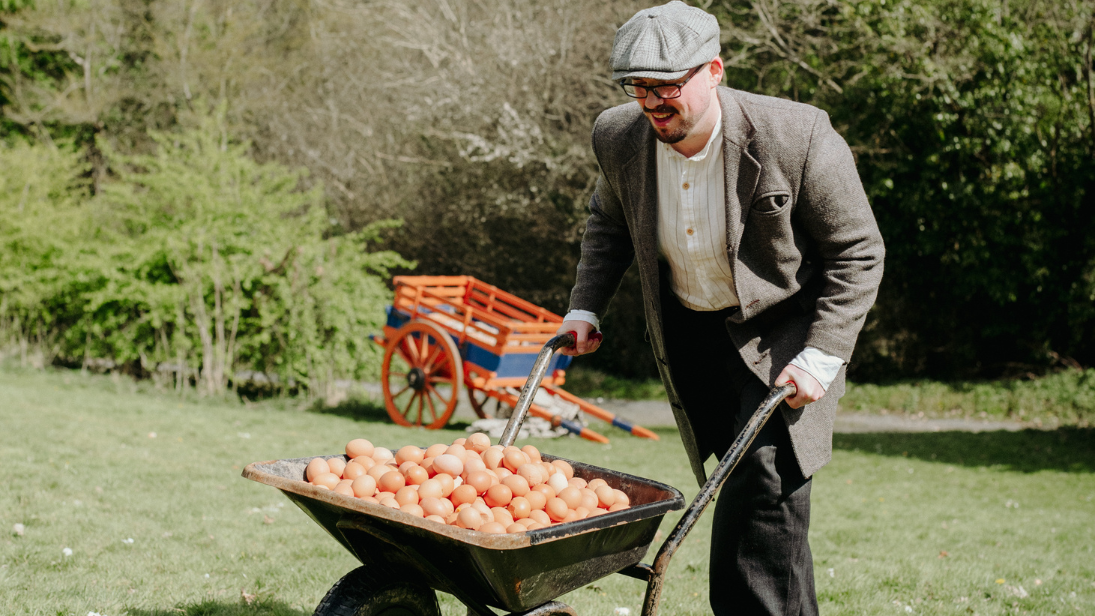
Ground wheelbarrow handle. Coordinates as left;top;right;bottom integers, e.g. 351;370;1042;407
498;332;588;448
636;380;797;616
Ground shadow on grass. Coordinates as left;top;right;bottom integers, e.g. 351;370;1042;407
833;426;1095;473
308;398;475;432
126;597;308;616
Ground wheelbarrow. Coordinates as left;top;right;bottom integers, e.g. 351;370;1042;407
241;332;796;616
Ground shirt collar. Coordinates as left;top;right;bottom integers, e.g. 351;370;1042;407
662;112;723;162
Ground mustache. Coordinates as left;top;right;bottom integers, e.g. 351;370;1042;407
644;105;677;115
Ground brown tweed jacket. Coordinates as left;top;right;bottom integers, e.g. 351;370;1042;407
568;86;885;485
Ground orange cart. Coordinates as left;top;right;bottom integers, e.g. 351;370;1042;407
370;275;658;443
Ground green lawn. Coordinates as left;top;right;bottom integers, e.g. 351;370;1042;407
2;366;1093;615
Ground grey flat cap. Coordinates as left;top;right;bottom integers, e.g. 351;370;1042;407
611;1;721;82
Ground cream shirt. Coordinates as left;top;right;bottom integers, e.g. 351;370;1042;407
566;114;843;390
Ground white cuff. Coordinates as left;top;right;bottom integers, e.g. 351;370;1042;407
789;347;844;391
562;310;600;331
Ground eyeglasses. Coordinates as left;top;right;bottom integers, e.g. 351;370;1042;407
619;64;706;99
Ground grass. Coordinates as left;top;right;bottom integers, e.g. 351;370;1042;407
1;365;1094;615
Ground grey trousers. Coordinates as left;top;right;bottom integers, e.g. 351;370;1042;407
661;294;818;616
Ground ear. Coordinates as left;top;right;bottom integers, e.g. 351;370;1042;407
707;57;725;87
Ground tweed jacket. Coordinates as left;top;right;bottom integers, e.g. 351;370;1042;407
569;87;885;485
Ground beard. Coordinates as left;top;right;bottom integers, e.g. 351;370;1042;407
644;103;701;144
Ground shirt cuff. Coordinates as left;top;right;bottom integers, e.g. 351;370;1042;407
789;347;844;391
562;310;600;331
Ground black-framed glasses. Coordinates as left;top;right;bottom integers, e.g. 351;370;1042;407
619;64;706;99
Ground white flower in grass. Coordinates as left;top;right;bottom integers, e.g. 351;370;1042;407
122;538;134;544
613;609;630;616
62;547;73;556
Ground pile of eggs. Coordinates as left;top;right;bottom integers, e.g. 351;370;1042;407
302;433;632;534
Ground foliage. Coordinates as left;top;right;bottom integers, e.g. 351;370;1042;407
0;109;409;393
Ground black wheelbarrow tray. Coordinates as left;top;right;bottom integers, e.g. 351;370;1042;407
242;333;796;616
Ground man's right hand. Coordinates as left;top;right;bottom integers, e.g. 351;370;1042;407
557;320;602;356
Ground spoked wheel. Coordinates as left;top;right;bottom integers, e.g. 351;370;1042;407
467;387;515;419
382;321;463;429
313;566;441;616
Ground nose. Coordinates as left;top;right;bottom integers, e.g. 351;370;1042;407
642;90;666;109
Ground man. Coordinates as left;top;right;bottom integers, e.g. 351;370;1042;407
558;2;885;614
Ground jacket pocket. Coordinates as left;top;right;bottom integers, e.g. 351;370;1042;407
751;190;792;215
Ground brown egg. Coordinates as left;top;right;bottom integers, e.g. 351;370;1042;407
452;437;467;446
609;502;629;512
346;439;374;459
333;480;355;497
457;508;484;530
529;509;552;525
379;471;406;493
482;449;505;470
312;472;341;490
420;497;447;518
521;445;542;463
579;488;599;511
354;456;377;471
525;521;546;531
436;473;455;497
425;443;449;459
557;486;582;510
563;510;579;523
445;511;460;525
546;473;569;494
524;490;548;512
479;521;507;534
532;483;557;501
306;458;331;482
380;496;401;509
503;448;529;472
398;461;419;475
551;459;574;479
491;507;514;527
541;461;556;478
445;444;468;461
545;497;569;522
367;464;391;482
517;463;544;487
466;432;491;453
485;484;513;508
502;475;530;498
587;478;608;491
404;466;429;486
396;445;424;465
376;491;395;501
395;486;420;506
613;489;630;506
450;484;478;508
494;467;513;481
595;485;617;508
342;461;367;481
508;496;531;520
568;477;588;490
327;457;348;478
464;449;482;463
462;457;487;478
506;523;527;534
574;506;590;520
418;478;444;500
371;447;394;464
400;503;425;518
472;500;493;518
590;507;608;516
432;454;464;478
465;471;493;496
351;475;378;498
425;514;447;525
420;457;435;476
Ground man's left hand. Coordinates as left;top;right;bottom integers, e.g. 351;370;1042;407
775;364;825;409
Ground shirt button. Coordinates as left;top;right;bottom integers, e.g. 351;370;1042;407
682;182;690;190
686;228;694;235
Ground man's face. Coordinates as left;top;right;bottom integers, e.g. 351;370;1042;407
631;63;716;145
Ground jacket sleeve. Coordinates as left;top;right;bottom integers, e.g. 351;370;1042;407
798;110;885;361
567;118;636;318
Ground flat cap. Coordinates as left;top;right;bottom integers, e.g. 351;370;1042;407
610;1;721;82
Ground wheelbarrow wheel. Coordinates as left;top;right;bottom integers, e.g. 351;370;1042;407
314;566;441;616
382;320;463;429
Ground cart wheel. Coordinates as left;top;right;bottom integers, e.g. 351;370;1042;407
313;566;441;616
382;320;463;429
467;387;514;419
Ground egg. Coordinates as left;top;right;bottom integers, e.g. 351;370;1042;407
551;459;574;479
420;497;448;518
595;485;617;508
306;458;331;482
591;507;608;516
466;432;491;453
485;484;513;508
445;444;468;461
351;475;378;498
493;467;513;481
346;439;374;459
545;497;569;522
432;454;464;478
395;486;420;506
587;478;608;491
517;463;544;487
579;488;599;511
464;449;482;463
367;464;391;481
482;449;505;470
425;514;447;525
435;473;456;497
404;466;429;486
450;484;478;507
563;510;579;523
574;506;590;520
327;457;348;478
533;483;557;500
471;500;493;518
524;490;548;512
342;461;367;481
452;437;467;446
359;496;380;505
506;523;527;534
379;471;406;493
557;487;582;510
312;472;341;490
501;475;530;498
502;448;529;472
396;445;424;465
613;489;630;506
418;478;444;500
371;447;394;464
521;445;542;463
547;473;569;495
525;521;546;530
529;509;552;525
380;496;401;509
609;502;629;512
354;456;377;471
400;503;425;518
462;457;487;478
333;480;355;497
465;471;493;495
479;521;507;534
568;477;588;490
491;507;514;527
507;496;531;520
425;443;449;458
457;508;484;530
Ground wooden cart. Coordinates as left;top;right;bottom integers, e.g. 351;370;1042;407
370;276;657;442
